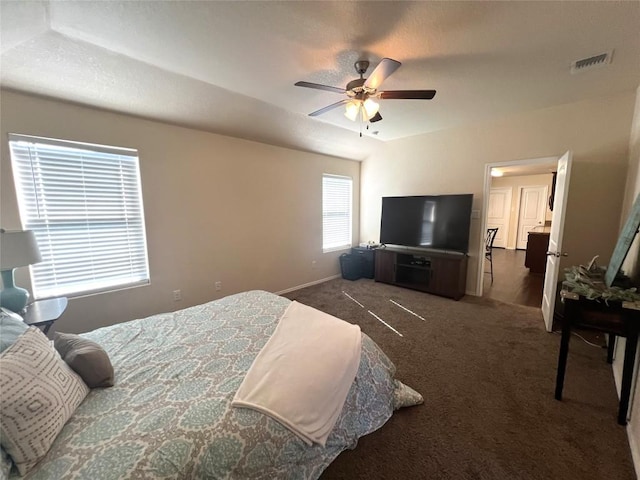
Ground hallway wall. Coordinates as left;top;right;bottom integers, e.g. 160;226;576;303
491;173;554;249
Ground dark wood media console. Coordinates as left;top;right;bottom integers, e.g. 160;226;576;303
374;247;468;300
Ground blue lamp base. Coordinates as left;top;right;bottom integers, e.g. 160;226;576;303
0;269;30;313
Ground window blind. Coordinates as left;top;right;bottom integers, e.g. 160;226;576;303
322;174;352;252
8;134;150;298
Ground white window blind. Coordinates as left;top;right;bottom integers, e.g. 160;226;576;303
322;174;352;252
8;134;150;298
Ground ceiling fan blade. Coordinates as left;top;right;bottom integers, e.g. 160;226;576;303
295;81;345;94
379;90;436;100
369;112;383;123
309;99;349;117
363;58;401;90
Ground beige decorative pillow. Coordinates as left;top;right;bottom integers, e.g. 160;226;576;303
54;332;115;388
393;379;424;410
0;327;89;475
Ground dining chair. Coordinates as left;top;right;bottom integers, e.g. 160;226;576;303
485;228;499;283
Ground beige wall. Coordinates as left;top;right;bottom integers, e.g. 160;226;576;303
491;173;554;249
613;85;640;474
361;91;636;295
0;90;360;333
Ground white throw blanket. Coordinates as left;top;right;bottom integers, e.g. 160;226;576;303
232;301;362;446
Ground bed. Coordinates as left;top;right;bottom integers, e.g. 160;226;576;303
1;290;417;479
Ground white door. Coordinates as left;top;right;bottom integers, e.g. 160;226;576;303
515;185;548;249
488;187;512;248
542;151;573;332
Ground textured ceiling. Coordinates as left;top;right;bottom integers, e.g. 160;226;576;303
1;1;639;161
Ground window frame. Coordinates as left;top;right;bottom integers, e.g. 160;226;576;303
8;133;151;299
322;173;353;253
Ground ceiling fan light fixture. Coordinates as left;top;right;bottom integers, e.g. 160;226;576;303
363;98;379;119
344;99;379;122
344;101;360;121
296;57;436;128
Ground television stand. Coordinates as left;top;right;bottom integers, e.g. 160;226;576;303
374;247;468;300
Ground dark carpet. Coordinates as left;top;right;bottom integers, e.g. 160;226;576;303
284;278;636;480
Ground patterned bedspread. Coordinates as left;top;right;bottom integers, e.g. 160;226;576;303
17;290;397;479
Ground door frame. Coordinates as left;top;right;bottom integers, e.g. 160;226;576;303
477;156;559;297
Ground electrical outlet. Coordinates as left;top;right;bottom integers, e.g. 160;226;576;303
172;289;182;301
311;260;317;268
215;281;222;291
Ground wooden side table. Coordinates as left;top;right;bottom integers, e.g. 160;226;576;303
22;297;68;335
555;289;640;425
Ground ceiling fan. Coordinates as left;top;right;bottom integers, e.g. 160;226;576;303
295;58;436;125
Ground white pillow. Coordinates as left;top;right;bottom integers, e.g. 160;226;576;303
0;327;89;475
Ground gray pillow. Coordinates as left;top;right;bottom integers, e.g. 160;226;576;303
54;332;115;388
0;313;28;354
393;379;424;410
1;446;13;480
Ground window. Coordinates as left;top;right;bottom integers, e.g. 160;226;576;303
322;174;352;252
8;134;150;298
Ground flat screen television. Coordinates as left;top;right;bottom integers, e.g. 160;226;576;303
380;194;474;253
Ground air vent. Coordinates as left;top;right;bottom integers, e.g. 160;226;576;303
571;50;613;74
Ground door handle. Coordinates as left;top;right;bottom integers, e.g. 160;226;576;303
546;251;568;258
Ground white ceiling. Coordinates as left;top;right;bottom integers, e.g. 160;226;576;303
1;1;639;161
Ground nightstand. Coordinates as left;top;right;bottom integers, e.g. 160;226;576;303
22;297;68;335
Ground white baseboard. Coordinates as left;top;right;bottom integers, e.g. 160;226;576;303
627;425;640;479
275;274;341;295
611;341;640;479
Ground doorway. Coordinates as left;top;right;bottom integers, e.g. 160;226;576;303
478;157;558;308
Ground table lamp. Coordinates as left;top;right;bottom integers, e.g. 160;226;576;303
0;229;42;313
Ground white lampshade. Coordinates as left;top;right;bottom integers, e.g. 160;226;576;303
363;98;379;119
345;98;380;122
0;230;42;270
344;101;360;121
